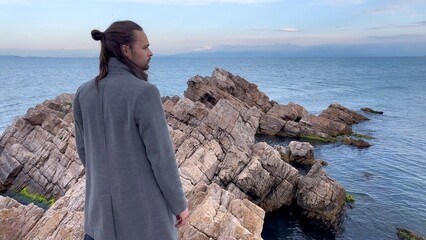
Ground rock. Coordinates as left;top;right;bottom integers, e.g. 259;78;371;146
341;136;371;148
258;102;360;140
259;102;308;136
273;145;290;163
185;69;364;141
0;68;354;239
396;227;426;240
0;148;23;192
233;142;299;212
361;171;373;180
361;107;383;115
320;103;369;125
0;93;84;200
22;177;85;240
288;141;314;164
0;196;45;240
296;162;346;230
184;68;272;113
179;183;264;240
299;114;352;137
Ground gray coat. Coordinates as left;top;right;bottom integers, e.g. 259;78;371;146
73;58;187;240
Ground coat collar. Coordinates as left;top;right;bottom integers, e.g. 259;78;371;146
108;57;132;74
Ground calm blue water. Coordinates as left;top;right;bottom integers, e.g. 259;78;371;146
1;56;425;239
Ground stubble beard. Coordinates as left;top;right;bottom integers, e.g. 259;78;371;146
142;58;151;70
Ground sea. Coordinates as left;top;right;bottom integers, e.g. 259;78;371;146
0;56;425;239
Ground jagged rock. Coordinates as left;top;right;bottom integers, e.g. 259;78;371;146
249;142;299;211
0;68;361;239
22;177;85;240
166;92;299;213
299;114;352;137
296;162;346;230
0;196;45;240
179;183;264;240
184;68;272;113
258;102;358;139
0;93;84;200
0;147;23;192
341;136;371;148
288;141;314;164
185;69;367;141
259;102;308;136
320;103;369;125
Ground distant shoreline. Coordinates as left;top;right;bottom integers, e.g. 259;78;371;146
1;54;425;59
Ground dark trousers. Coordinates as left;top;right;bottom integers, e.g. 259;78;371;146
84;234;95;240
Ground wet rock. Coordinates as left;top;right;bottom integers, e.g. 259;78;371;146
361;107;383;115
341;136;371;148
296;162;346;230
396;227;426;240
361;172;373;180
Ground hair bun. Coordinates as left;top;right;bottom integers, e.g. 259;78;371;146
91;29;104;41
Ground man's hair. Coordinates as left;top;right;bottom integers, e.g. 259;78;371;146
91;20;148;91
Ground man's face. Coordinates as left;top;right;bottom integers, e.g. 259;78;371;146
124;30;153;70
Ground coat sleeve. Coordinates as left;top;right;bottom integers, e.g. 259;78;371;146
135;84;188;215
73;89;86;168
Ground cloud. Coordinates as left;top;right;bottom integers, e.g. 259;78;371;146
277;28;300;32
367;20;426;30
367;0;426;14
366;33;426;43
194;45;213;51
368;4;405;14
416;20;426;26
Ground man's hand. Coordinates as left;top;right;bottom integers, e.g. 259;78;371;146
175;208;189;228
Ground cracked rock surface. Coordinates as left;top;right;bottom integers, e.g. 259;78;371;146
0;68;367;239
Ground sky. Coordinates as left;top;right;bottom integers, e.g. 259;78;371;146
0;0;426;57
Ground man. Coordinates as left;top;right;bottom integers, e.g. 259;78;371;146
73;20;189;240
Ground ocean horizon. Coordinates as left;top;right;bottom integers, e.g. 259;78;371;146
1;56;425;239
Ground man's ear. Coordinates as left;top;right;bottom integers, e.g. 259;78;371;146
121;45;131;57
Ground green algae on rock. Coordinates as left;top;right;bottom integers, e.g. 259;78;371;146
396;227;426;240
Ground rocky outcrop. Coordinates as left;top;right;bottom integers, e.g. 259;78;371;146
258;102;364;139
361;107;383;115
184;68;272;113
341;136;371;148
0;196;45;240
296;162;346;230
180;183;264;240
0;68;368;239
0;94;83;198
320;103;369;125
397;227;426;240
